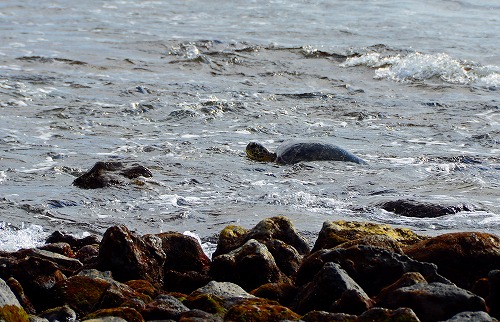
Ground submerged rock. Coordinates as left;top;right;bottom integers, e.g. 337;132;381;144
404;232;500;290
379;199;473;218
73;161;152;189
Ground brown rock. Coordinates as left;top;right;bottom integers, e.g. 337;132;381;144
404;232;500;290
5;277;35;315
312;220;425;253
179;308;224;322
45;231;101;251
301;310;357;322
75;244;100;265
212;225;248;258
38;242;75;258
97;225;165;287
84;307;144;322
125;280;159;299
140;294;189;320
0;277;29;322
224;298;301;322
374;272;428;304
334;235;405;254
210;239;291;291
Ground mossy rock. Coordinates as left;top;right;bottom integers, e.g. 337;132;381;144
183;293;227;315
83;307;144;322
125;280;158;299
224;298;300;322
0;304;29;322
54;275;111;315
312;221;426;252
212;225;249;257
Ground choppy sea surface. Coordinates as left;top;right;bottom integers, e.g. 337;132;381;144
1;0;499;251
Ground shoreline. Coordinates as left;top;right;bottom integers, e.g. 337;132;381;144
1;216;499;321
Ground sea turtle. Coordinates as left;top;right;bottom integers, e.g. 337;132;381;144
246;141;367;165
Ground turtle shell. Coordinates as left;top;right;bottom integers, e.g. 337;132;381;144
275;141;366;165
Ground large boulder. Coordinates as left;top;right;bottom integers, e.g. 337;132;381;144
380;282;487;322
311;220;425;253
293;262;371;315
210;239;291;291
404;232;500;290
97;225;165;287
73;161;152;189
487;270;500;319
224;298;301;322
296;245;450;296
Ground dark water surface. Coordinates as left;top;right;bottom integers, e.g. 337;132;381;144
0;0;499;250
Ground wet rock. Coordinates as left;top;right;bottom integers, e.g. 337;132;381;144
487;270;500;319
443;311;497;322
83;307;144;322
379;199;473;218
189;281;255;309
16;248;83;275
38;242;75;258
97;225;165;287
311;220;425;253
381;282;487;322
82;317;127;322
38;305;76;322
330;289;374;315
210;239;291;291
73;161;152;189
45;231;101;251
0;277;29;322
125;280;159;300
224;298;301;322
140;294;189;320
296;245;450;296
262;239;303;277
151;232;211;293
293;262;370;314
333;234;405;254
250;283;299;307
404;232;500;289
357;307;420;322
0;254;66;311
213;216;309;257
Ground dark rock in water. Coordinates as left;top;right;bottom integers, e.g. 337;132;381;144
38;242;74;258
443;311;497;322
404;232;500;290
311;220;425;253
140;294;189;320
293;262;370;314
296;245;450;296
487;270;500;319
250;283;299;307
223;298;301;322
379;199;473;218
97;225;165;287
380;282;487;322
45;230;101;251
73;161;152;189
210;239;291;291
0;277;29;322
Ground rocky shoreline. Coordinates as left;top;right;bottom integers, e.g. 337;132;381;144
1;216;499;321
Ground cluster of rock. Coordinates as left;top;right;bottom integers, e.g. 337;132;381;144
1;216;500;321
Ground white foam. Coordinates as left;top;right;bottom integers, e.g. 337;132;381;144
341;52;500;88
183;230;217;258
0;223;48;252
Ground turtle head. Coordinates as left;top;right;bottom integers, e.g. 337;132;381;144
246;142;276;162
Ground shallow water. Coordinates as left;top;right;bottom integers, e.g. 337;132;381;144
0;0;499;250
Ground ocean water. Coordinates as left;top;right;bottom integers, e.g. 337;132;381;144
0;0;499;250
